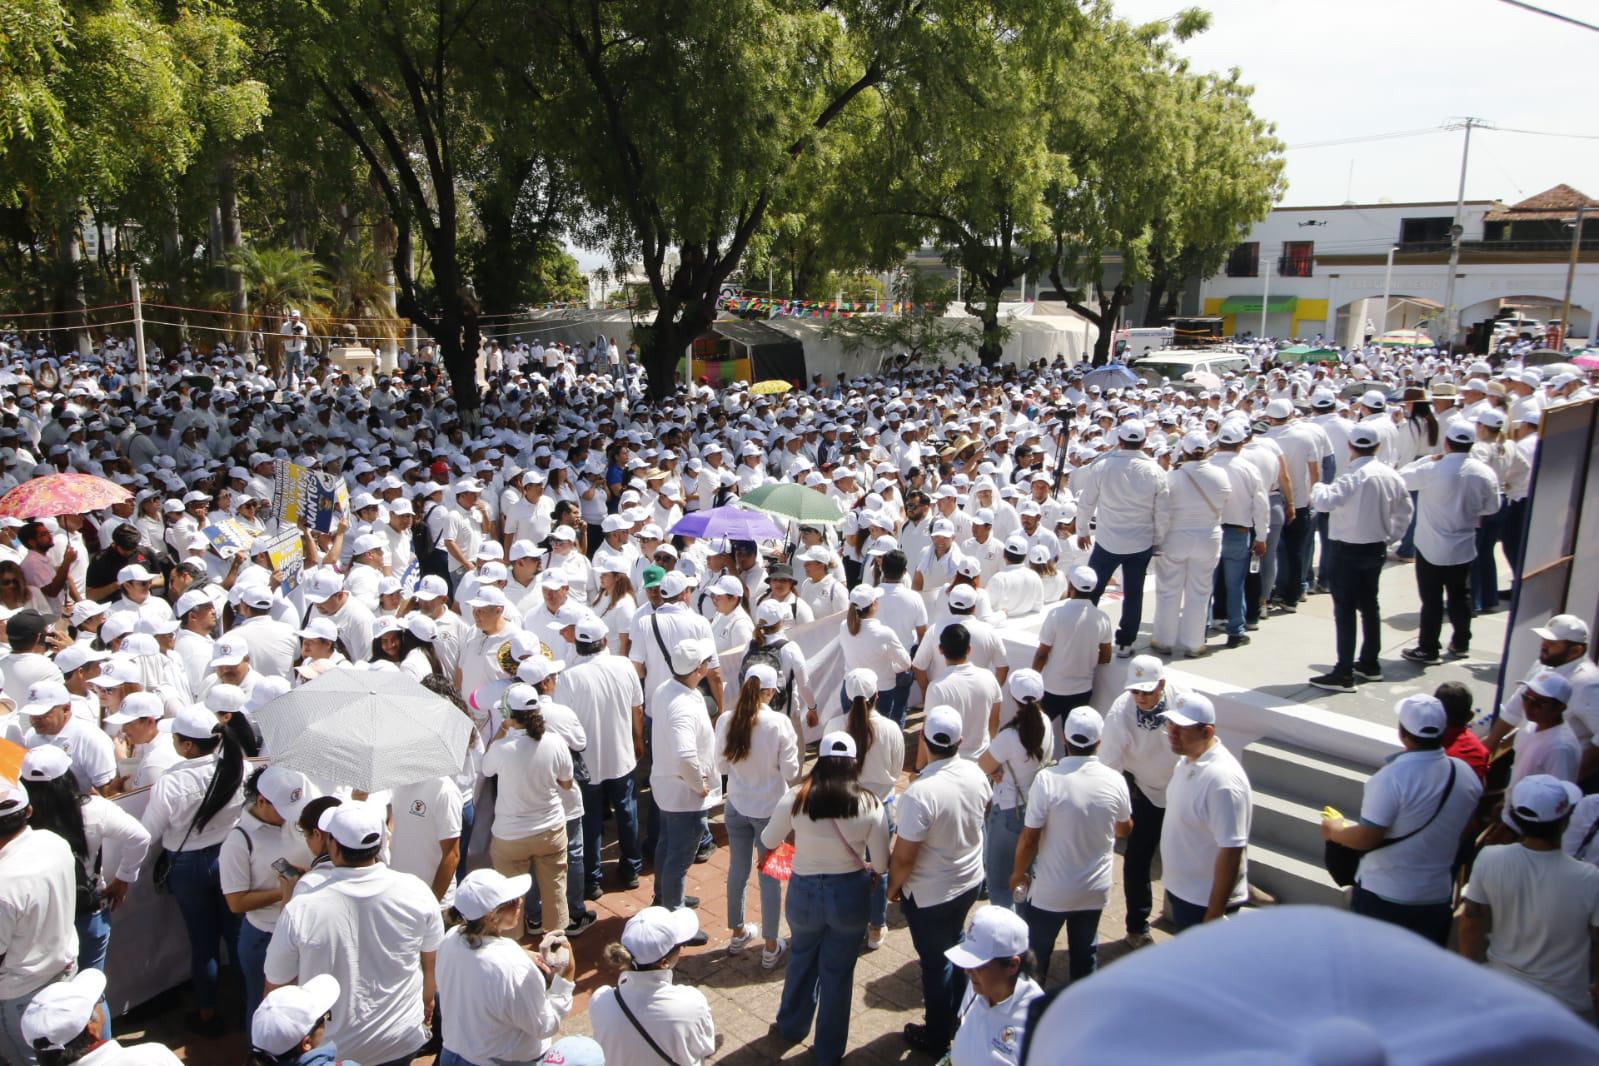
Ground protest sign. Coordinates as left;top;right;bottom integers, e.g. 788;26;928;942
272;460;350;532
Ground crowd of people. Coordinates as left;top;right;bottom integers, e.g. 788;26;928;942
0;321;1596;1066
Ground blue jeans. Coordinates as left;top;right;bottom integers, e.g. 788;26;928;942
653;809;707;910
582;775;643;890
1087;543;1154;647
76;907;111;1038
1247;496;1286;624
236;918;273;1022
1023;904;1101;987
877;671;914;729
1473;500;1508;611
457;799;475;885
1216;527;1251;638
901;885;980;1047
984;805;1026;910
528;815;585;924
869;798;896;929
776;871;871;1066
168;844;239;1011
1397;490;1420;558
1166;891;1240;932
725;804;782;940
1350;885;1453;947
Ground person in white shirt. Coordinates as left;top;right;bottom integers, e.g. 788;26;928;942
838;583;913;719
263;802;446;1065
387;772;463;908
437;869;577;1066
1158;693;1251;932
872;549;929;727
1097;656;1184;946
0;609;64;709
924;624;1003;761
138;706;246;1035
20;967;182;1065
716;664;801;968
21;680;116;795
1153;432;1230;657
1031;566;1113;746
649;638;720;921
1308;422;1414;692
1072;420;1168;656
104;692;182;794
978;670;1053;911
481;682;576;937
590;907;716;1066
761;732;890;1063
1323;694;1481;948
0;774;80;1066
1210;423;1271;647
1508;670;1582;790
228;584;299;683
1462;774;1599;1018
1486;614;1599;779
796;547;848;619
985;537;1044;619
1397;422;1501;664
889;706;992;1058
944;905;1044;1066
219;766;316;1020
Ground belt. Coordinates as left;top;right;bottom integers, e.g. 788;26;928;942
1222;524;1249;532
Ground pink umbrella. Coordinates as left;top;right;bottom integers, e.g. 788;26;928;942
1573;353;1599;371
0;473;131;519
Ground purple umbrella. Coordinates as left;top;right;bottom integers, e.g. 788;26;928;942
668;505;786;542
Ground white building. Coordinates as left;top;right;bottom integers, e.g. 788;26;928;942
1197;185;1597;348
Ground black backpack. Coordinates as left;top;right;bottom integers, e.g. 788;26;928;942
739;638;794;715
413;504;448;577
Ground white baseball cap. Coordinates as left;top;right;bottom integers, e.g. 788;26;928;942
1068;565;1099;592
947;585;978;611
20;969;107;1051
659;571;691;599
351;532;386;557
574;617;609;644
1118;419;1147;444
174;588;213;617
301;567;345;604
0;780;26;816
51;643;106;676
231;583;275;611
1528;669;1573;705
1163;692;1216;728
1395;694;1447;739
160;705;221;740
298;617;339;643
668;637;714;675
517;656;566;686
251;974;342;1057
1125;654;1165;693
1507;774;1583;825
257;766;317;822
621;905;701;966
1444;419;1477;445
924;704;963;746
117;563;157;584
1532;614;1589;644
1347;423;1380;448
931;519;956;538
945;904;1030;969
1064;706;1104;747
21;680;71;718
819;730;858;759
20;744;73;782
1008;668;1044;703
318;800;386;850
210;634;250;667
468;587;510;611
745;662;780;691
413;575;448;601
103;690;164;725
455;868;533;921
848;584;882;610
87;656;139;689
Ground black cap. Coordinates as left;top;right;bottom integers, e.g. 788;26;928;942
5;609;46;645
768;563;795;582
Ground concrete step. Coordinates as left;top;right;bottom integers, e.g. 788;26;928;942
1243;739;1370;814
1251;791;1328;864
1248;841;1347;910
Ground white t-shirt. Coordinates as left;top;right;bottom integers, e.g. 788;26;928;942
482;730;573;838
1510;721;1582;788
0;826;78;999
219;810;313;932
557;653;645;782
263;864;447;1065
1023;756;1130;913
1098;687;1186;807
896;757;991;906
436;929;575;1064
715;706;801;820
388;776;465;909
1036;599;1112;696
1465;844;1599;1014
926;663;1003;760
26;718;117;792
1355;750;1481;905
1159;741;1252;909
986;719;1054;810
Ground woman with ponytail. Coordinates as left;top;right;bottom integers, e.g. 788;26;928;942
138;705;245;1037
820;668;906;950
837;584;912;725
978;669;1053;910
714;665;801;967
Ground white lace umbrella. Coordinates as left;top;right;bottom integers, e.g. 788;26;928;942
253;666;473;792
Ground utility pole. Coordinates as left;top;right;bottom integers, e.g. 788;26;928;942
1559;204;1586;346
1260;250;1271;339
130;268;148;400
1378;243;1398;337
1439;117;1478;349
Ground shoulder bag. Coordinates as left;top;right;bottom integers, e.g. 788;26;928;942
652;614;717;716
1325;760;1457;888
614;987;684;1066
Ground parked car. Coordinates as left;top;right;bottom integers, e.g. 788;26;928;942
1129;349;1252;386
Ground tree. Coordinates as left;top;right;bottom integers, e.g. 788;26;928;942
222;245;331;368
821;266;982;369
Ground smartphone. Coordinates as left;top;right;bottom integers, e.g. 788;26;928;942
272;858;304;880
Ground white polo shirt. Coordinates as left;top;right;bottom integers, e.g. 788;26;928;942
649;680;719;813
387;776;464;909
1465;844;1599;1014
482;730;572;838
912;617;1007;689
220;809;313;932
1036;599;1112;697
839;618;913;691
951;974;1043;1066
0;826;78;999
1099;687;1186;807
1023;755;1131;913
896;756;991;906
436;928;574;1065
1510;721;1582;788
232;615;299;683
140;753;245;851
1159;740;1252;909
1355;750;1480;905
986;718;1054;811
263;863;446;1065
26;718;116;792
557;652;645;782
591;969;716;1066
926;663;1003;760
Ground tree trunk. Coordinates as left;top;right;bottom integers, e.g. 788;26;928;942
1143;274;1167;326
218;152;248;352
1091;281;1130;365
642;296;715;401
55;208;91;357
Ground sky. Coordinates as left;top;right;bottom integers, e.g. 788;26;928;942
1111;0;1597;207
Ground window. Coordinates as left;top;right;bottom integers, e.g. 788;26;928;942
1399;217;1452;245
1279;241;1314;277
1225;242;1259;278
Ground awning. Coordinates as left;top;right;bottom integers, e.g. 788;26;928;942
1218;295;1298;314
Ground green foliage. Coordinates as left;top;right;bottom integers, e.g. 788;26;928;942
222;245;331;318
822;267;978;367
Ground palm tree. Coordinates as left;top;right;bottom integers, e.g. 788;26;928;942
221;245;332;371
328;246;403;353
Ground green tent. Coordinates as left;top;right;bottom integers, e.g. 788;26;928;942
1276;344;1338;364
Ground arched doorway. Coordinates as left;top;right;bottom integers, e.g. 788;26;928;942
1333;295;1442;347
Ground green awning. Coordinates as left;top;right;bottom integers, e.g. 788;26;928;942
1219;295;1297;314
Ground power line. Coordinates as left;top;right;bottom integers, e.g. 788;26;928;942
1481;123;1599;141
1496;0;1599;33
1285;127;1449;151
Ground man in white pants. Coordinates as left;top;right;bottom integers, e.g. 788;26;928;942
1152;431;1230;658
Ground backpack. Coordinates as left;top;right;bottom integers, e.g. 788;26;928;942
413;504;447;577
739;638;794;715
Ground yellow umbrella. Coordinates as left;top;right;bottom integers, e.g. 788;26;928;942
750;379;792;395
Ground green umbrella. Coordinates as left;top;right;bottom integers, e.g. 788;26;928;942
737;483;845;525
1276;345;1338;365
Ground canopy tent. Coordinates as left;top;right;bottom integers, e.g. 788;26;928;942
1276;344;1339;364
711;319;807;384
1219;295;1297;314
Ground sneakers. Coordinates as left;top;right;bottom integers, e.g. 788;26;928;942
1184;644;1212;658
620;872;641;890
584;882;605;902
761;937;789;970
1401;646;1441;665
1123;930;1154;949
693;841;716;864
903;1023;949;1057
1148;642;1173;655
565;909;598;937
1446;643;1470;658
1115;644;1134;659
1244;621;1260;632
1267;600;1298;615
865;926;884;951
1226;634;1251;649
1309;672;1356;693
729;923;758;955
1353;662;1383;682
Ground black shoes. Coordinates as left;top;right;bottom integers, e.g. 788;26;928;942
566;909;599;937
585;882;605;902
903;1023;949;1057
684;931;710;947
1401;647;1441;664
1309;672;1356;693
694;841;716;864
1353;662;1383;682
1226;634;1251;649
